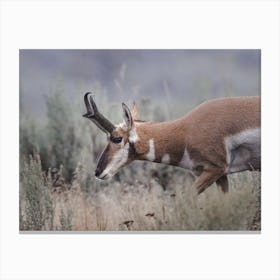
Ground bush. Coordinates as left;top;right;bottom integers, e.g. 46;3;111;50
20;155;54;230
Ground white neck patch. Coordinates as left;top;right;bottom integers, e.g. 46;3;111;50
145;138;155;161
128;126;139;143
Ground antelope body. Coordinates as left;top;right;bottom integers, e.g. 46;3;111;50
83;93;260;194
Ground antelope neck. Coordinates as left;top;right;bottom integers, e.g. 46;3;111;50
135;120;187;165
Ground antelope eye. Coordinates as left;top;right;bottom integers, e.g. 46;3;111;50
112;137;123;144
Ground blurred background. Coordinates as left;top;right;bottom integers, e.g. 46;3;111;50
20;49;260;117
19;50;261;231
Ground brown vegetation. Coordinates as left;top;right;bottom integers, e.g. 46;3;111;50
20;156;260;231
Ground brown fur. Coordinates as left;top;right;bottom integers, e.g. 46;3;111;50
134;120;187;164
135;96;260;164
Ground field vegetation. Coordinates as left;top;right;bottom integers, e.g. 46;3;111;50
20;81;261;231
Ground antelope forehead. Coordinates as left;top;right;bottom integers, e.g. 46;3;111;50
114;123;128;134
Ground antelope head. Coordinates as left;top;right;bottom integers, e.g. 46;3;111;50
83;92;140;179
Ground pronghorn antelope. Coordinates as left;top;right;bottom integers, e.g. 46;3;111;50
83;92;261;194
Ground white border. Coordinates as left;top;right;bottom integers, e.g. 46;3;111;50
1;1;279;280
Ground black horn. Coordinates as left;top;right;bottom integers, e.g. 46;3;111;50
83;92;115;134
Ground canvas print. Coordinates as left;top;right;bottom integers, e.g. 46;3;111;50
20;50;261;231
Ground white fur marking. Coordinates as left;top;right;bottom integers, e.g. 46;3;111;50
161;154;170;164
179;147;193;169
128;126;139;143
99;143;130;178
225;128;260;162
146;139;155;161
225;127;261;173
116;122;126;130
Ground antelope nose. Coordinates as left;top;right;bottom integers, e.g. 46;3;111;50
95;168;102;178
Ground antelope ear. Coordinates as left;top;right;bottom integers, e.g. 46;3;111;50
131;102;140;120
122;103;134;130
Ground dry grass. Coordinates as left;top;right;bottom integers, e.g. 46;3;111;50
20;156;261;231
54;174;260;231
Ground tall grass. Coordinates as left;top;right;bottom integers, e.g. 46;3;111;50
19;80;261;231
20;155;54;230
20;155;260;231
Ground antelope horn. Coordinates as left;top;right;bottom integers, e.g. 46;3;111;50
83;92;115;134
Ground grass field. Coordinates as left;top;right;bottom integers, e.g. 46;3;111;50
19;156;261;231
